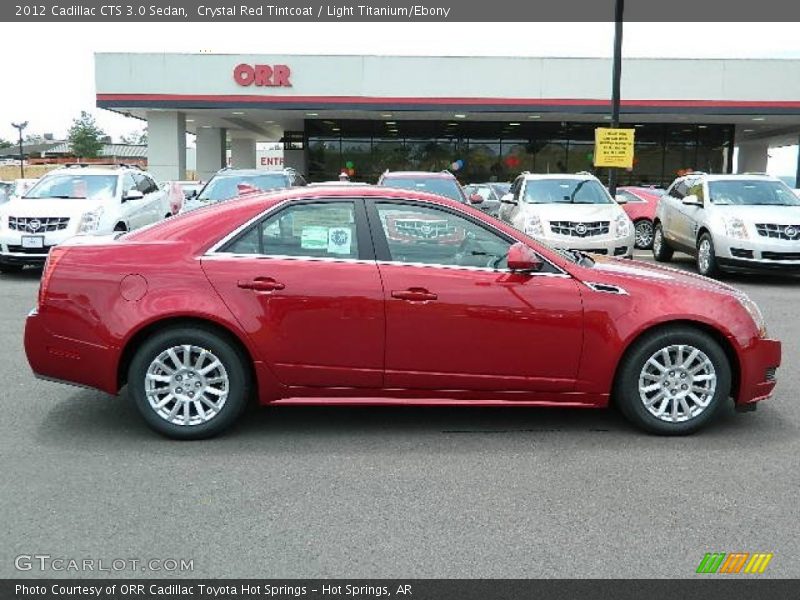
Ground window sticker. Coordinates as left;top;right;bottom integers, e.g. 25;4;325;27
301;226;330;250
328;227;352;254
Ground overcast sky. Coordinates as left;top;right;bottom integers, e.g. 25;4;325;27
1;22;798;174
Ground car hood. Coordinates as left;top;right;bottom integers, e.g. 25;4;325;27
712;204;800;222
586;254;740;296
523;203;625;221
1;197;106;217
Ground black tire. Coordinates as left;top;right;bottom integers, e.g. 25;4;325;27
633;219;654;250
0;263;24;274
127;327;251;440
696;232;719;278
615;326;731;435
652;222;673;262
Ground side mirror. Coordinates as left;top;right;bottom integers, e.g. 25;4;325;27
500;193;515;204
468;193;484;205
123;189;144;202
507;242;544;272
614;194;628;205
682;194;702;207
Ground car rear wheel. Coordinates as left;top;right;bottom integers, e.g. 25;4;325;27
127;327;250;439
652;223;673;262
634;219;654;249
696;233;719;278
615;326;731;435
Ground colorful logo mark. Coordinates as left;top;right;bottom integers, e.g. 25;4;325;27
696;552;773;574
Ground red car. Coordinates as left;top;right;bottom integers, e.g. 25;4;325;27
616;186;664;250
25;186;780;439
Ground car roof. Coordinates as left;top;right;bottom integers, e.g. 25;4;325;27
520;173;597;180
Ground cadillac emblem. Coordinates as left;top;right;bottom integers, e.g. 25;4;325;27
574;223;588;236
27;219;42;233
784;226;798;239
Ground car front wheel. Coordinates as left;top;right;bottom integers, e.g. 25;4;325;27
615;326;731;435
127;327;251;439
634;219;654;249
652;223;673;262
696;233;719;278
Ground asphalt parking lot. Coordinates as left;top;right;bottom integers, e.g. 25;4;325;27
1;252;798;579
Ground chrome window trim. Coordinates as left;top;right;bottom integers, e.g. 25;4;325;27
204;195;571;277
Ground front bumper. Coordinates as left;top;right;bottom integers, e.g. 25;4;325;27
537;231;635;258
736;336;781;405
716;235;800;272
0;229;77;266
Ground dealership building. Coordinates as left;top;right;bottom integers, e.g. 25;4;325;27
94;53;800;186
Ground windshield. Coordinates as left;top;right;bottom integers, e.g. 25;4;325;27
197;173;290;203
489;182;511;196
524;179;612;204
381;176;465;202
24;174;118;200
707;180;800;206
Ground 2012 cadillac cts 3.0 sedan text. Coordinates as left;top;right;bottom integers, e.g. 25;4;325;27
24;186;781;439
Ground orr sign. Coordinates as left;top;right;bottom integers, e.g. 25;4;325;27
233;63;292;88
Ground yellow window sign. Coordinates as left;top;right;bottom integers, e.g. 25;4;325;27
594;127;635;169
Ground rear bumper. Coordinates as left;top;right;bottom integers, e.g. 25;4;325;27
24;308;119;394
736;337;781;405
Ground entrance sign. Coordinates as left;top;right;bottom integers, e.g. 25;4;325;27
594;127;635;169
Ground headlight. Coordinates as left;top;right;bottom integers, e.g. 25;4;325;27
524;214;544;237
723;216;749;239
737;293;767;337
614;213;632;238
77;206;104;233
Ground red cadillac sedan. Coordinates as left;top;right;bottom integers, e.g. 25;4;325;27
24;186;780;439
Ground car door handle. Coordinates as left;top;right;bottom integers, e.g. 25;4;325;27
237;277;285;292
391;288;438;302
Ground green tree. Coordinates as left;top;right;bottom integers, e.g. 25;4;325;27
0;138;12;150
120;128;147;145
68;111;105;158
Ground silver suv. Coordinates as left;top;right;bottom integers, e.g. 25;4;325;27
653;173;800;277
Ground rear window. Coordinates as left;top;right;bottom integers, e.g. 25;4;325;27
197;173;290;203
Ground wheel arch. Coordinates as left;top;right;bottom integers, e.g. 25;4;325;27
611;319;741;404
116;316;258;392
696;226;712;244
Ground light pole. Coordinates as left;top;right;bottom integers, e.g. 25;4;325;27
11;121;28;179
608;0;624;196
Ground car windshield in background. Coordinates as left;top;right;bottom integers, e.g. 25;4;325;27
489;182;511;196
24;175;118;200
708;180;800;206
382;177;464;202
524;179;612;204
197;174;289;202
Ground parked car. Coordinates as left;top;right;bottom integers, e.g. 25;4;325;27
378;170;483;207
463;183;502;217
0;164;170;272
489;182;511;199
653;173;800;277
499;172;635;258
26;186;779;439
9;178;38;200
180;168;305;214
615;186;663;249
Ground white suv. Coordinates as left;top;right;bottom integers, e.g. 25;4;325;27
0;164;170;272
653;173;800;277
499;172;634;258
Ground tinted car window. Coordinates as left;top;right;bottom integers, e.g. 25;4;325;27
375;202;511;269
523;179;612;204
380;176;465;202
223;202;358;259
198;173;291;203
707;180;800;206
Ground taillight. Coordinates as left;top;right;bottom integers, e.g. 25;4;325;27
38;246;69;307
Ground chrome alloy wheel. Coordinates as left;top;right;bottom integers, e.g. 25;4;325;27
697;238;713;273
144;345;229;426
638;344;717;423
635;220;654;248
